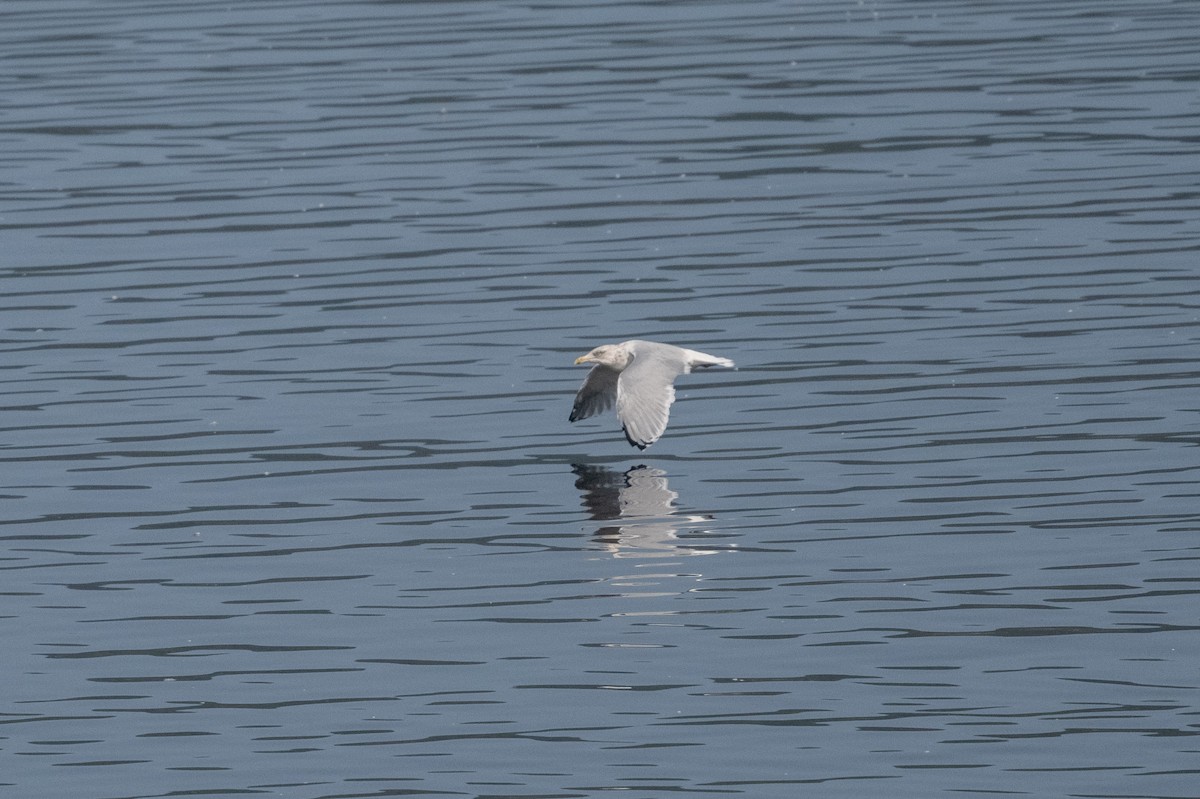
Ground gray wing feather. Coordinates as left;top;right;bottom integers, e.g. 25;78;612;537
616;344;689;449
570;365;619;422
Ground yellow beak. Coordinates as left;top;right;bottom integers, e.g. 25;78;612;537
574;355;590;365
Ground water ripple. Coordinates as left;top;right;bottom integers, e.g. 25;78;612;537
2;1;1198;797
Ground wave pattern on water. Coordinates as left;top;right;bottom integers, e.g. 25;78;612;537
2;1;1199;797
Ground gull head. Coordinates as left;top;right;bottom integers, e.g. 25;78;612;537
574;342;632;370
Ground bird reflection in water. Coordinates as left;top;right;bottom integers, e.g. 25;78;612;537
571;464;722;558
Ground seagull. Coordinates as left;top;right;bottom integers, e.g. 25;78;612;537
570;339;734;449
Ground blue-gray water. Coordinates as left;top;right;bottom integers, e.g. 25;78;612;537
3;1;1199;797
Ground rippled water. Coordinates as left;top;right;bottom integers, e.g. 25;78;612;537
3;1;1199;797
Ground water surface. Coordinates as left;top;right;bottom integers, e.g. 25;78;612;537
2;1;1199;797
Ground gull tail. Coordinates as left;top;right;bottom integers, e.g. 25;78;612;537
684;349;735;370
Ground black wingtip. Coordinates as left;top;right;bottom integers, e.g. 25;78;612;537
623;428;651;450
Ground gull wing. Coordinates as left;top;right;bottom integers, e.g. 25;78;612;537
616;344;689;449
570;364;619;422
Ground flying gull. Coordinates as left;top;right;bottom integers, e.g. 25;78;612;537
570;339;734;449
